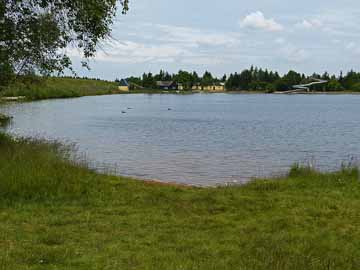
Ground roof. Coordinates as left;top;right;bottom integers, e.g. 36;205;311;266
193;82;224;86
118;79;129;87
156;81;175;87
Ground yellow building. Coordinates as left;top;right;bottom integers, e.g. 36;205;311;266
203;84;225;91
192;84;202;91
118;79;130;92
192;83;225;92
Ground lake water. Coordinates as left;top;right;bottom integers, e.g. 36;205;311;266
1;94;360;186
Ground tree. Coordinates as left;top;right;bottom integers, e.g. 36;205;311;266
238;69;252;90
192;71;200;84
274;79;289;92
142;72;155;88
201;71;214;86
326;80;344;91
342;70;360;90
174;70;193;89
283;70;302;86
350;82;360;92
1;0;129;86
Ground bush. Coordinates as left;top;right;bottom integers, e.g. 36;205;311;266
0;114;12;126
0;60;15;87
326;80;344;91
350;82;360;92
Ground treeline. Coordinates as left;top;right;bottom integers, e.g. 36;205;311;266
124;67;360;92
125;70;226;89
226;67;356;92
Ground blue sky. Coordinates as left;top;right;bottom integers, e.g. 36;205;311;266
70;0;360;80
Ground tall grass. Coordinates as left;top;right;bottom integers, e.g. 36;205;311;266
0;76;118;100
0;113;12;126
0;134;98;203
1;132;360;269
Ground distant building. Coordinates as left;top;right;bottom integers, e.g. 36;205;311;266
118;79;130;92
192;83;202;91
156;81;178;90
192;83;225;92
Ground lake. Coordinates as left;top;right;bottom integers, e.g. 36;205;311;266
1;93;360;186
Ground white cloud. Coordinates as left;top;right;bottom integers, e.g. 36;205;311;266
345;42;356;50
275;37;286;44
279;43;309;63
69;7;360;77
69;38;232;66
153;24;240;48
181;56;226;66
296;20;312;29
240;11;284;32
272;38;309;63
345;42;360;55
91;40;191;64
295;19;323;29
71;23;242;66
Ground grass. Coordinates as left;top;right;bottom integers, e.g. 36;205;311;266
0;77;119;100
0;114;12;126
1;133;360;269
0;77;197;101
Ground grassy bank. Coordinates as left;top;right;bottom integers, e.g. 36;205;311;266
2;77;359;103
1;133;360;269
0;114;12;126
0;77;118;100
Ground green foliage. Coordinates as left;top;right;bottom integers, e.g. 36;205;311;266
327;79;344;91
341;70;360;90
0;54;15;88
0;135;95;202
201;70;215;86
131;70;220;90
0;0;129;86
0;76;118;100
0;113;12;126
226;67;280;91
173;70;199;89
350;82;360;92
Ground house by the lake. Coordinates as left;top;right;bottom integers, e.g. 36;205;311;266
192;83;225;92
118;79;130;92
156;81;179;90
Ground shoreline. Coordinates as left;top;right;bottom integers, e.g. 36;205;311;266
1;94;359;187
2;90;360;104
0;128;358;187
0;116;357;188
2;121;360;268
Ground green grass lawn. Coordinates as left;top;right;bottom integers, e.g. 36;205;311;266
1;132;360;269
0;77;118;100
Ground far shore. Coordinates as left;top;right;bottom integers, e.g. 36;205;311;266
1;76;359;104
2;89;360;103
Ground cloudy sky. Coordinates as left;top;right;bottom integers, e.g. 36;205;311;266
70;0;360;80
